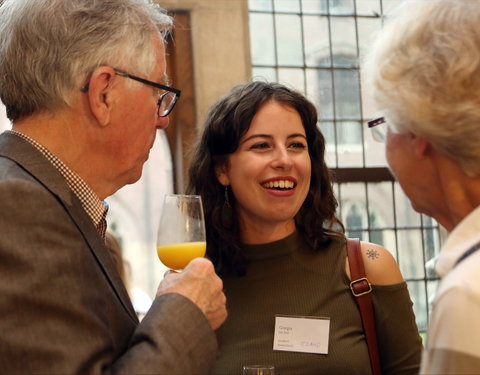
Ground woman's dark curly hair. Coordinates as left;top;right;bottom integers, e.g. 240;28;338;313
187;81;344;276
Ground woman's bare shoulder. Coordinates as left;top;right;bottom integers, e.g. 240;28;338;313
351;241;404;285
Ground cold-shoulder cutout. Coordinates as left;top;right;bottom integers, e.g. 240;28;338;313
345;241;404;285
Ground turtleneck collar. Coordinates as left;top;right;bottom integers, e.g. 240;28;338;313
241;230;302;261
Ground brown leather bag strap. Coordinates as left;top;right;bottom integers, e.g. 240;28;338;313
347;238;382;375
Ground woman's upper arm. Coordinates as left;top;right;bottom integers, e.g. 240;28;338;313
359;241;404;285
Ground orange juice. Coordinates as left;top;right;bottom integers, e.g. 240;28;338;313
157;241;206;270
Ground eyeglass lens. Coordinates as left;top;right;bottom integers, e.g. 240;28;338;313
371;126;386;142
158;92;178;117
367;117;386;143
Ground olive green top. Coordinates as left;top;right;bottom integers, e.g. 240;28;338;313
211;231;422;375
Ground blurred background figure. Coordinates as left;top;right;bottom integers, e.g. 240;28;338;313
363;0;480;373
105;232;153;321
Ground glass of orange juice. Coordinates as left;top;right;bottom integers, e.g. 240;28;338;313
156;194;206;271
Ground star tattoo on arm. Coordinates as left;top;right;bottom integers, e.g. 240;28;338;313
366;249;380;260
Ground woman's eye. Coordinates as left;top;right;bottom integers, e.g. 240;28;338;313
289;142;307;149
250;142;270;150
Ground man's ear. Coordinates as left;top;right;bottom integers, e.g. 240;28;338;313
85;66;116;127
215;163;230;186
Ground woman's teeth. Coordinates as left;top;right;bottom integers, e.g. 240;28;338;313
262;180;295;190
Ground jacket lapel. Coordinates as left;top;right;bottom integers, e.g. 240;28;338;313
0;132;138;323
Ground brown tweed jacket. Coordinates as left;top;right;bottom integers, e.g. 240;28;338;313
0;132;217;374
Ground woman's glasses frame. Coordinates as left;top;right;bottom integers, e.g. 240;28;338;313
367;116;386;142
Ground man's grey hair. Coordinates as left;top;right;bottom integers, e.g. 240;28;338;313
363;0;480;176
0;0;173;121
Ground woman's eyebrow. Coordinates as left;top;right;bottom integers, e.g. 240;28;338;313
241;134;273;143
287;133;307;140
241;133;307;144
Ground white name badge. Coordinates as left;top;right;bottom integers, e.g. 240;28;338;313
273;315;330;355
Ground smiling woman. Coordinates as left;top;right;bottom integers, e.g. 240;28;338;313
186;81;422;375
214;100;311;243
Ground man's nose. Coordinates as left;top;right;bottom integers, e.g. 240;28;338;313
156;115;169;130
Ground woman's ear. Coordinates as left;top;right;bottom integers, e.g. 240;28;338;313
215;163;230;186
411;135;431;159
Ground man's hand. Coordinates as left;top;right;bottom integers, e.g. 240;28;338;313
157;258;227;330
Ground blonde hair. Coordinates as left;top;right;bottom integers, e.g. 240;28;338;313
363;0;480;176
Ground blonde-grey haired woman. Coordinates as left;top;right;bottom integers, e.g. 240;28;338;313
363;0;480;373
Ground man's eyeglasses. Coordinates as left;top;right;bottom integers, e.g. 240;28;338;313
81;68;181;117
367;116;386;142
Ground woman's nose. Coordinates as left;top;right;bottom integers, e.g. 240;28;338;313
271;147;293;169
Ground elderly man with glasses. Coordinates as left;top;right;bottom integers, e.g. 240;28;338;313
0;0;226;374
